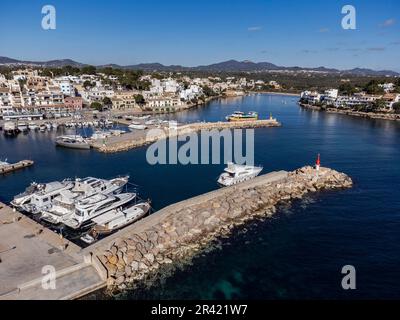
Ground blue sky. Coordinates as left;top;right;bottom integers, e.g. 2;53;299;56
0;0;399;71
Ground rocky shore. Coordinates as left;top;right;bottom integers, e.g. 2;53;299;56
299;103;400;121
93;166;352;292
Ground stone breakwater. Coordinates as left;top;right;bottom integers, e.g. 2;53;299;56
94;119;281;154
299;103;400;121
93;166;352;291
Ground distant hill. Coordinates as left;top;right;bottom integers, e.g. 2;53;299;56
0;56;398;76
0;57;85;67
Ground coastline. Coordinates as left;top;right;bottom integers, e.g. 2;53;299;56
299;102;400;122
248;91;300;97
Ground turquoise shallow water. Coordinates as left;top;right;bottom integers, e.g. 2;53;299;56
1;94;400;299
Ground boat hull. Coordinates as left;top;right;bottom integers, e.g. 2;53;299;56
56;141;91;150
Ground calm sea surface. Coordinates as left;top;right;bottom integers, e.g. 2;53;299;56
1;94;400;299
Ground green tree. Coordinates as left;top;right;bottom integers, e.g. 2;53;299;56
339;83;357;95
364;80;384;95
90;101;103;111
392;102;400;114
134;94;145;105
81;65;97;75
102;97;112;107
83;80;94;89
371;99;387;111
201;85;216;97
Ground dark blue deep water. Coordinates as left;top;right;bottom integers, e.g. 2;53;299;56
1;94;400;299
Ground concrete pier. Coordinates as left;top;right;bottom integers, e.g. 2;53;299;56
0;165;352;299
0;203;105;300
91;119;281;153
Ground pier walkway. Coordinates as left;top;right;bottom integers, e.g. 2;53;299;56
0;202;105;300
91;119;281;153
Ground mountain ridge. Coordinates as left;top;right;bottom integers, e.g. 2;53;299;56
0;56;398;76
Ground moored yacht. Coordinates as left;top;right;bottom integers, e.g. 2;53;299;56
129;124;148;130
3;122;19;136
55;135;91;150
28;122;38;130
63;192;136;229
217;162;263;187
40;176;129;224
11;182;45;208
81;201;151;244
20;180;75;214
17;122;29;132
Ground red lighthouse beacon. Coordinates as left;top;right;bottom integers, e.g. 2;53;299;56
315;153;321;171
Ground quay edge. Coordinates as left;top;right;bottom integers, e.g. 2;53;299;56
92;119;282;154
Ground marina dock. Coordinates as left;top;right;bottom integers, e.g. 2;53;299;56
92;119;282;153
0;165;352;299
0;160;34;175
0;202;105;300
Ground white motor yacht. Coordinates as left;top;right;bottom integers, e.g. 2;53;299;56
28;122;38;130
62;192;136;229
55;135;91;150
217;162;263;187
81;201;151;244
40;176;129;224
20;180;75;214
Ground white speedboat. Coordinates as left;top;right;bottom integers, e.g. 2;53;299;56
39;124;46;132
55;135;91;150
17;122;29;132
128;124;148;130
63;192;136;230
91;130;112;140
81;201;151;244
40;176;129;224
52;123;59;130
20;180;75;214
3;122;18;136
28;122;38;130
110;129;125;136
217;162;263;187
45;123;52;130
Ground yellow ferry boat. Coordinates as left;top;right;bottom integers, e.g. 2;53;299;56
226;111;258;122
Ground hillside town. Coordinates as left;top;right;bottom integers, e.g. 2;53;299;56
0;68;283;120
300;80;400;113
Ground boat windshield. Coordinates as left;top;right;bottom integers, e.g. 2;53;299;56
76;209;85;217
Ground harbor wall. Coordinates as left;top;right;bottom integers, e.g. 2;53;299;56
92;119;281;154
89;166;352;291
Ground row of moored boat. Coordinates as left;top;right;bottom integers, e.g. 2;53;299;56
11;175;151;244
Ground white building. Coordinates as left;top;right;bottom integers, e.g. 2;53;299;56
59;81;76;97
300;91;321;104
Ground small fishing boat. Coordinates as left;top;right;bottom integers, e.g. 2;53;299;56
55;135;91;150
